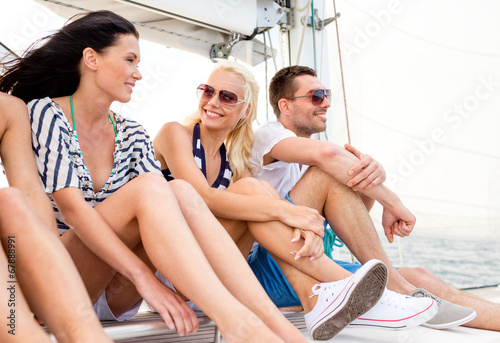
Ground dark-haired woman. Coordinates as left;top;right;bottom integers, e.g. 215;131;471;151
0;10;308;342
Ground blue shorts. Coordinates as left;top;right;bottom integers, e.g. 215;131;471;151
247;192;362;308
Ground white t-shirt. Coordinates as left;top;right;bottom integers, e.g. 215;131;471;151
250;121;308;198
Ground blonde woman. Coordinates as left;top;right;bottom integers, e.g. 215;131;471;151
155;61;327;257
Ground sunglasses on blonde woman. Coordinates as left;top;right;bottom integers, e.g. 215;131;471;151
197;84;245;109
285;89;331;106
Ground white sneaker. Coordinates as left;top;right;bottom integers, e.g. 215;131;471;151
411;288;477;329
305;259;388;340
348;288;439;330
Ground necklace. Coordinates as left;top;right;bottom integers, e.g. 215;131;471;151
69;94;121;196
70;94;117;137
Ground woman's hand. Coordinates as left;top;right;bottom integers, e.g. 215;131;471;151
290;228;325;261
134;272;199;337
278;200;325;238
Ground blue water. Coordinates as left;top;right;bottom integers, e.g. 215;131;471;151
337;235;500;289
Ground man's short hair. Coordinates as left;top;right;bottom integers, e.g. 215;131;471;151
269;65;317;118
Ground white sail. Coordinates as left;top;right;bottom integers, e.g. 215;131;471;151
322;0;500;241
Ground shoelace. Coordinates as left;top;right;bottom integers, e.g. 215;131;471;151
308;279;347;300
377;289;408;310
309;284;324;299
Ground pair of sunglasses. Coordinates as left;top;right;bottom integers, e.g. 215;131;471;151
197;84;245;109
285;89;331;106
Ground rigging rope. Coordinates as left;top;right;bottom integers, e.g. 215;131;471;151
318;0;328;141
267;30;278;72
296;0;313;12
332;0;351;144
296;1;312;65
330;0;357;264
263;29;278;123
311;1;317;71
263;32;269;122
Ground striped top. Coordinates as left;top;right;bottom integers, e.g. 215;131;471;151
28;97;161;234
162;123;232;190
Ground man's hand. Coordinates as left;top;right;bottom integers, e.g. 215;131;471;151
345;143;386;191
381;202;416;243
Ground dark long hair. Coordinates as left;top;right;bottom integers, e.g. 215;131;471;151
0;10;139;103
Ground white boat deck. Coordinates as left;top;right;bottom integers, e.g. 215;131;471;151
92;286;500;343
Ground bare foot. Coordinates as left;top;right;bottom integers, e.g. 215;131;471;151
250;301;307;343
219;312;285;343
265;311;308;343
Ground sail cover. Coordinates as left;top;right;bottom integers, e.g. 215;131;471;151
32;0;281;65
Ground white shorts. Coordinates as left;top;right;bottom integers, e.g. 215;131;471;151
94;291;143;321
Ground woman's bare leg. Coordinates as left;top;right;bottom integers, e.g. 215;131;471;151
0;188;111;343
170;179;307;343
0;244;52;343
61;174;282;342
227;178;352;280
399;267;500;331
221;178;353;312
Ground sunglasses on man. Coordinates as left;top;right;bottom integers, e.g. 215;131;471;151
285;89;331;106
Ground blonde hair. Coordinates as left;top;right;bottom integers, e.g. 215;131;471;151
184;60;259;183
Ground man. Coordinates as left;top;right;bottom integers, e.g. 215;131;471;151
249;65;500;331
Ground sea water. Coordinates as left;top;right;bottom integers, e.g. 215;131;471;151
336;234;500;289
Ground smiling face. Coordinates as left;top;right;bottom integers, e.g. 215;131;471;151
94;33;142;103
198;69;248;132
286;74;331;137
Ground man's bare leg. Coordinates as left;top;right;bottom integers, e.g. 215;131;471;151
290;167;500;330
399;267;500;331
289;166;415;294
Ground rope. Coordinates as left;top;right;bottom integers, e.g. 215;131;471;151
263;32;269;122
319;0;326;78
311;1;317;71
266;30;278;72
319;0;328;141
330;0;357;263
279;28;289;66
296;0;313;12
332;0;351;144
296;0;311;64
